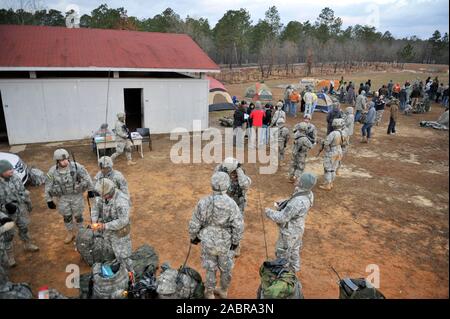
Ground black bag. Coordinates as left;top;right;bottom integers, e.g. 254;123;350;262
79;272;94;299
127;267;158;299
129;244;159;281
338;278;386;299
76;227;115;266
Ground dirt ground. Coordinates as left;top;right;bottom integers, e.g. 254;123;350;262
1;70;449;299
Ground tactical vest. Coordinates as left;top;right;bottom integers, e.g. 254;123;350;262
49;162;82;197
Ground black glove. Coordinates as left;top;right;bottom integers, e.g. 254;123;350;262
191;237;201;245
230;244;238;251
5;203;17;215
0;217;13;226
87;191;96;198
47;201;56;209
236;162;241;169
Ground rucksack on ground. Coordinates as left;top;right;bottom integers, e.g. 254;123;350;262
156;263;205;299
129;244;159;281
76;227;115;266
338;278;386;299
0;282;33;299
257;258;304;299
79;272;94;299
92;261;130;299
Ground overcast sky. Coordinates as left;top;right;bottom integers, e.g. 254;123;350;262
2;0;449;39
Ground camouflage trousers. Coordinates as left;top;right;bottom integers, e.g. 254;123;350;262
3;204;31;249
275;229;305;272
201;247;235;290
111;139;132;161
288;153;307;179
104;232;133;272
58;194;84;231
278;145;286;161
0;238;8;267
323;150;342;184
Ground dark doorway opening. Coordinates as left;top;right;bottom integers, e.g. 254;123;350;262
0;91;8;144
123;88;143;132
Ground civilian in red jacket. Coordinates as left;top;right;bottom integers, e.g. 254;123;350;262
250;101;266;147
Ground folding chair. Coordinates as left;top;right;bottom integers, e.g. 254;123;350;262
136;128;152;151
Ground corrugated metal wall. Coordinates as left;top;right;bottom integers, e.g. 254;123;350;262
0;78;208;145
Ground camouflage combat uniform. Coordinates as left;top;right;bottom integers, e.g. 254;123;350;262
0;211;12;267
94;170;130;201
277;125;290;161
91;189;133;272
189;190;244;293
0;173;33;246
265;189;314;272
288;131;313;180
45;161;93;230
111;119;133;162
214;165;251;214
322;129;344;185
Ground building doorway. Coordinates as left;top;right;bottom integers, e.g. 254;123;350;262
0;91;8;144
123;88;143;132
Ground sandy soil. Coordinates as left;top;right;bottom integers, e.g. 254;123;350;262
2;72;448;299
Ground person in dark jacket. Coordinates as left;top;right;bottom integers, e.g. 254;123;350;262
326;103;343;135
399;87;408;111
263;104;273;144
233;101;247;147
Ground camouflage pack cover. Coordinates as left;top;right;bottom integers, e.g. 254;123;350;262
76;227;115;266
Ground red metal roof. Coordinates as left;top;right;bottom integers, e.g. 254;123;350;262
207;76;227;91
0;25;219;72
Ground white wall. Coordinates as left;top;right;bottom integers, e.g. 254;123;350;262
0;78;209;145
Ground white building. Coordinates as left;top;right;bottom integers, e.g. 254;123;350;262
0;25;220;145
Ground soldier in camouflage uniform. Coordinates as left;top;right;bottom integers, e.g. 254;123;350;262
265;173;316;272
111;113;136;166
95;156;130;201
319;118;345;190
189;172;244;299
91;178;133;273
276;118;290;161
302;114;318;145
45;149;94;244
288;122;313;183
0;160;39;267
214;157;251;257
0;212;15;268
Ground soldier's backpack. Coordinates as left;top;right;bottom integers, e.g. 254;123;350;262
127;266;158;299
76;227;115;266
257;258;304;299
129;244;159;281
92;261;130;299
338;278;385;299
0;265;34;299
27;167;46;186
156;263;205;299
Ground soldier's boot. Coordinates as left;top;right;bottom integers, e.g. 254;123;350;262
6;248;16;267
127;160;136;166
360;137;367;143
205;289;215;299
288;176;296;183
64;230;75;244
234;245;241;257
335;168;340;176
214;287;228;299
319;183;333;191
24;241;40;252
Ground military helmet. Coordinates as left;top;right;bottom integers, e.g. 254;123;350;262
94;178;116;197
332;118;345;128
0;160;14;174
297;172;317;191
298;122;308;131
222;157;239;173
53;149;70;161
98;156;113;169
211;172;230;192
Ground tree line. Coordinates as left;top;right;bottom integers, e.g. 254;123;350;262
1;4;448;74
